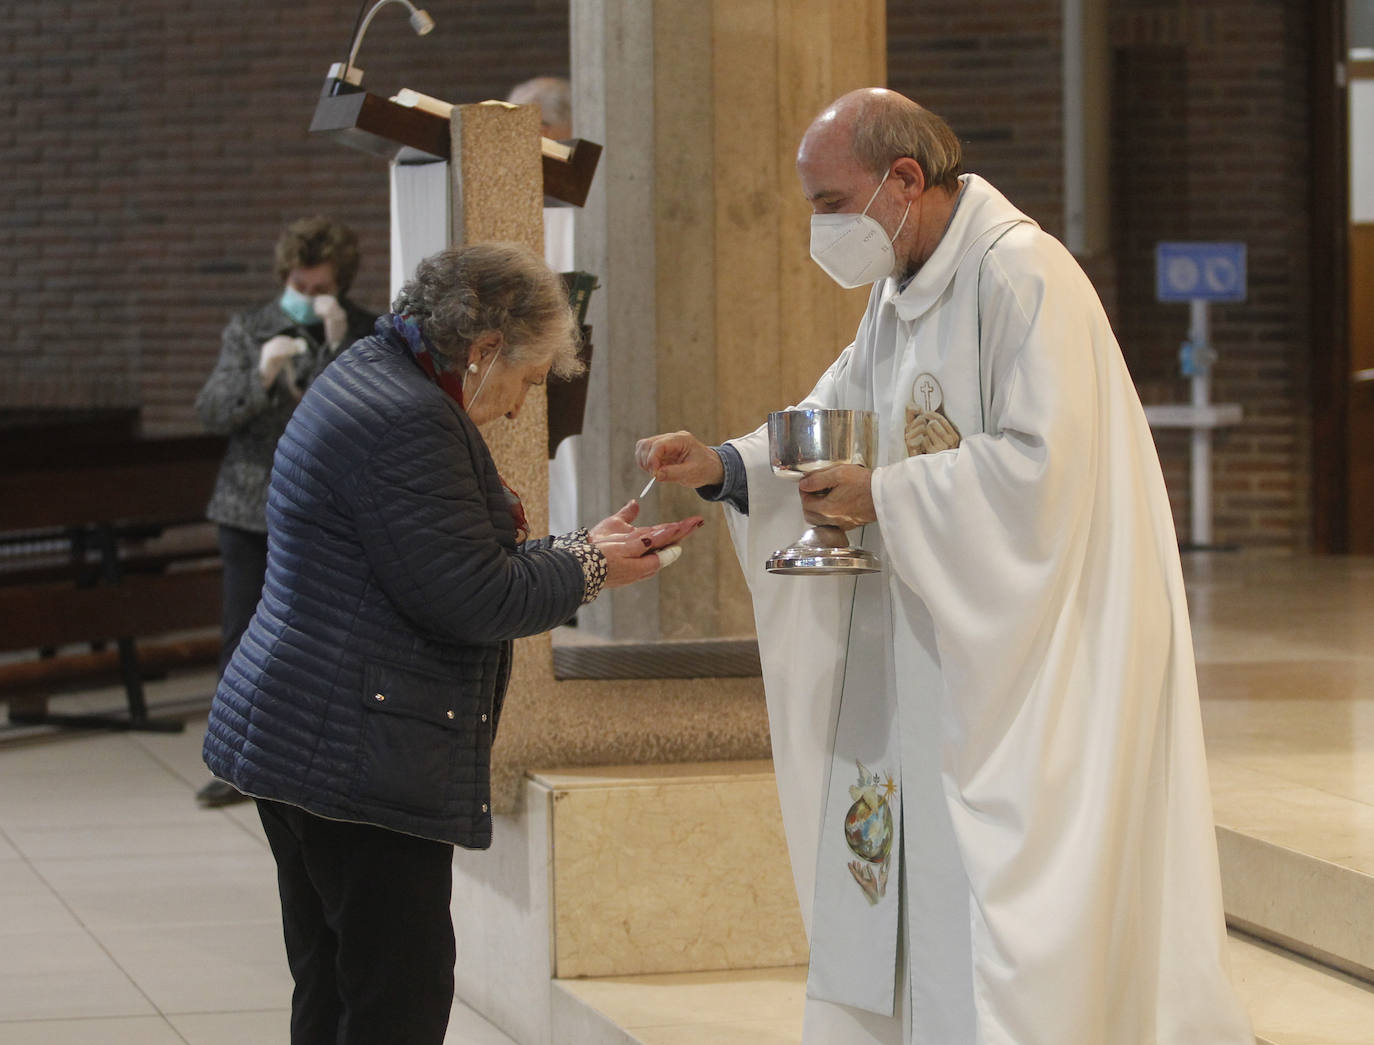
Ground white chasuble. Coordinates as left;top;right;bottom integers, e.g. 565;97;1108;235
723;175;1252;1044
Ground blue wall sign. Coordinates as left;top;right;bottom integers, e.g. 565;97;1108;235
1155;242;1247;302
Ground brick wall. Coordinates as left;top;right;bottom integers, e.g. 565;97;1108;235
1;0;1319;548
1;1;145;410
888;0;1315;549
1;0;571;429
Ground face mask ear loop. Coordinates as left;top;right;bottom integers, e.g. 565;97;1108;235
865;167;911;248
890;200;912;243
465;352;499;411
860;167;892;217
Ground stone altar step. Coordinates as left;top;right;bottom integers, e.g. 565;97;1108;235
451;761;809;1045
1210;756;1374;983
455;752;1374;1044
532;762;808;980
552;966;803;1045
549;932;1374;1045
1230;932;1374;1045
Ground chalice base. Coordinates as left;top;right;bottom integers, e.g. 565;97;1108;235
765;526;881;575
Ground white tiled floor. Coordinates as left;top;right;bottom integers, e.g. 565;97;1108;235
0;678;516;1045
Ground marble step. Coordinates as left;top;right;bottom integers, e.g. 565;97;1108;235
531;762;809;980
451;762;809;1045
1210;757;1374;982
552;966;803;1045
550;932;1374;1045
1231;931;1374;1045
456;753;1374;1044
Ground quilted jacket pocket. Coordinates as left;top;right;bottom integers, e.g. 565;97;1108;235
355;658;481;816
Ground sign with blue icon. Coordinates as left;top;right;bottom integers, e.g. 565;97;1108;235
1155;242;1246;302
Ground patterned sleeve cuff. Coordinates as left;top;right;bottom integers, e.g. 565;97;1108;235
553;530;607;604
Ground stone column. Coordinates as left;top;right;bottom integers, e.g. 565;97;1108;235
445;100;772;812
572;0;887;640
450;102;549;534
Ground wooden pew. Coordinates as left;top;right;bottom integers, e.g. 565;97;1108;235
0;430;227;732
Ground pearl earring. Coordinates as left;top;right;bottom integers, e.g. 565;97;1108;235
467;363;479;374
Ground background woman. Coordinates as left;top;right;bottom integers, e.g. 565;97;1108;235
193;216;377;807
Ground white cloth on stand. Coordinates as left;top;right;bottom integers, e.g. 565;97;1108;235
722;175;1253;1044
543;206;575;273
548;435;579;537
545;204;578;536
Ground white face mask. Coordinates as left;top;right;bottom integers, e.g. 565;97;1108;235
808;168;912;289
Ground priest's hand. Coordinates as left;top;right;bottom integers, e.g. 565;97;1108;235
798;464;876;531
634;431;725;489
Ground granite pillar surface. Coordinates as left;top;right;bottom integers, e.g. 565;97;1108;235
445;102;773;812
572;0;888;641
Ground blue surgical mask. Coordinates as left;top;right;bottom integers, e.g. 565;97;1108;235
280;286;318;325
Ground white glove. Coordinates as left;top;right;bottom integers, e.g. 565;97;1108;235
259;335;308;389
313;294;348;349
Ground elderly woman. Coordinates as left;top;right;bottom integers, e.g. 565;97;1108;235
202;242;701;1045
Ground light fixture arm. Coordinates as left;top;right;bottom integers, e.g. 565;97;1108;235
333;0;435;91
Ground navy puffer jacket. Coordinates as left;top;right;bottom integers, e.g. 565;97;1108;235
203;318;586;848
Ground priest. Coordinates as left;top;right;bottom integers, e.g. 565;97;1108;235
635;88;1252;1044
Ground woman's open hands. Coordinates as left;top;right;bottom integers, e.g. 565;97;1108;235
590;501;705;589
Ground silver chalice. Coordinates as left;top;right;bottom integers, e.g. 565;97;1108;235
765;408;881;575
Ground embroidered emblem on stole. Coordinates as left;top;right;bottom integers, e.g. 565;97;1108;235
844;760;898;904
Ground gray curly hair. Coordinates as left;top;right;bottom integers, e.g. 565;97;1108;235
393;242;583;378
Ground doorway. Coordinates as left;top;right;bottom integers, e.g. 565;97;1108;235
1313;1;1350;552
1315;0;1374;552
1348;4;1374;551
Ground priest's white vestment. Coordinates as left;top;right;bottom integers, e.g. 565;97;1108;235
722;175;1252;1044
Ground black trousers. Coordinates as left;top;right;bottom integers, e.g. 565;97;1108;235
256;799;457;1045
216;524;269;676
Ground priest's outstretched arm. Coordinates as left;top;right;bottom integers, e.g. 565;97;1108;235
633;432;750;513
634;344;859;514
